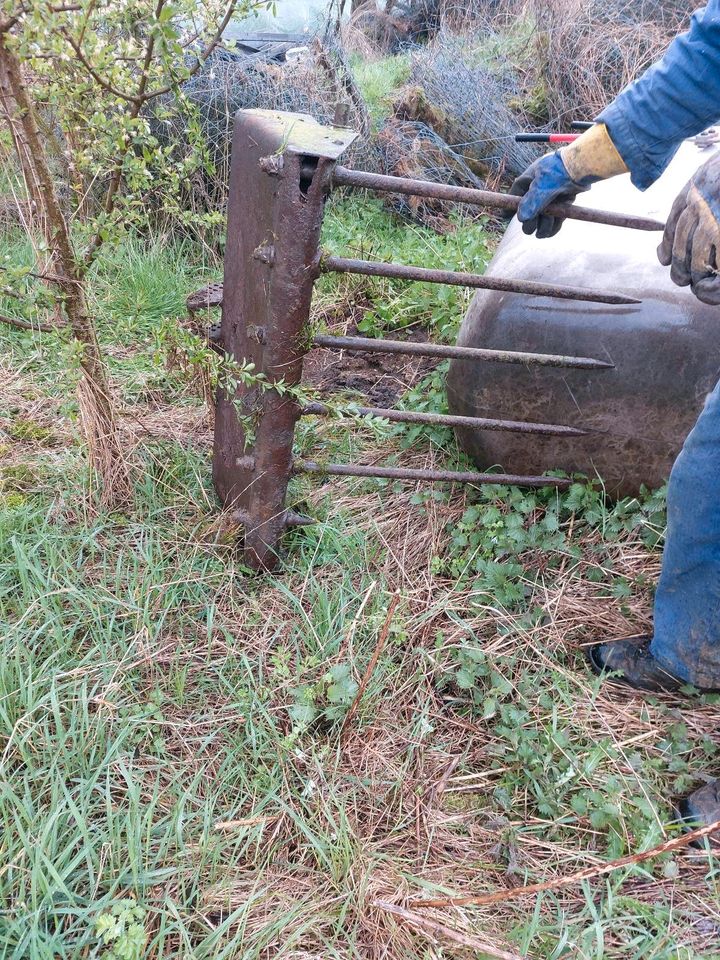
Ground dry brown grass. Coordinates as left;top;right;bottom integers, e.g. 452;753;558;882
6;364;717;954
3;266;719;957
534;0;691;124
141;431;719;957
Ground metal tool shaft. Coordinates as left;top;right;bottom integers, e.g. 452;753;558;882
312;334;613;370
295;460;572;489
332;166;665;232
321;255;640;306
515;133;579;143
302;401;587;437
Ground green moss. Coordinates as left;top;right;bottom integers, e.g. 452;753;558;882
9;417;52;444
1;463;39;491
1;491;28;509
352;54;412;127
509;80;550;125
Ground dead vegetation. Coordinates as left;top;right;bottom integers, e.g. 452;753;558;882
4;296;720;955
3;3;719;957
138;0;696;234
116;435;720;957
534;0;691;124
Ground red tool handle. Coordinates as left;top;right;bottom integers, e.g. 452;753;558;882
515;133;580;144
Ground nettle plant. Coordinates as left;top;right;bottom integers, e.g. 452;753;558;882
433;481;668;611
0;0;268;503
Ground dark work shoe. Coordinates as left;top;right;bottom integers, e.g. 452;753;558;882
675;780;720;847
588;635;686;693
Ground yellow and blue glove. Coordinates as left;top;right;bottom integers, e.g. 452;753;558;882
658;153;720;305
510;124;628;239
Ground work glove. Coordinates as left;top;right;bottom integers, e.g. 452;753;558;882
510;124;628;239
658;153;720;304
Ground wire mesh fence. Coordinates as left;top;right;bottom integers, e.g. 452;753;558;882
150;28;525;230
146;0;690;230
149;42;376;216
407;30;542;183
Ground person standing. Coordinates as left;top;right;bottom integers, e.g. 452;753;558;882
510;2;720;832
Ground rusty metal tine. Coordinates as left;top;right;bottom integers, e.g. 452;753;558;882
312;334;614;370
321;255;640;306
294;460;572;489
332;166;666;232
302;402;588;437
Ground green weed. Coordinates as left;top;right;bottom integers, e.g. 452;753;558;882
318;195;492;339
95;899;147;959
433;481;667;611
352;54;412;128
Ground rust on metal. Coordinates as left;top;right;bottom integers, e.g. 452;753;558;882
295;460;572;490
187;281;224;316
212;110;355;570
302;401;587;437
332;166;666;232
321;255;640;306
210;110;614;569
312;334;614;370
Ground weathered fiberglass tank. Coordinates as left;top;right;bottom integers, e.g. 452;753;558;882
446;140;720;497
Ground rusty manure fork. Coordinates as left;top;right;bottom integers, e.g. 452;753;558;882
199;109;657;570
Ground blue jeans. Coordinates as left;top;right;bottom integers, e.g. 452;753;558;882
651;379;720;688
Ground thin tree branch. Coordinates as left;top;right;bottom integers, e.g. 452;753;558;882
61;30;142;103
0;32;129;503
1;2;81;37
0;313;57;332
414;817;720;908
80;0;165;266
138;0;238;102
81;0;237;267
1;265;66;284
137;0;163;97
341;592;400;743
0;11;22;36
373;901;524;960
75;0;96;47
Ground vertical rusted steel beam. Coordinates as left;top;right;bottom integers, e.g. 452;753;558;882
213;110;356;569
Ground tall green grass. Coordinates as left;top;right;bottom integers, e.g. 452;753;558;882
319;194;492;339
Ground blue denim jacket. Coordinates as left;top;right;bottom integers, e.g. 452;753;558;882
599;2;720;189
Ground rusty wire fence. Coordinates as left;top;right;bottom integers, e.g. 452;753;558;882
200;109;659;570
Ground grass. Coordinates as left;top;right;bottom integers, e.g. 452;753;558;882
2;207;720;959
318;194;493;340
4;23;718;958
352;54;413;129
